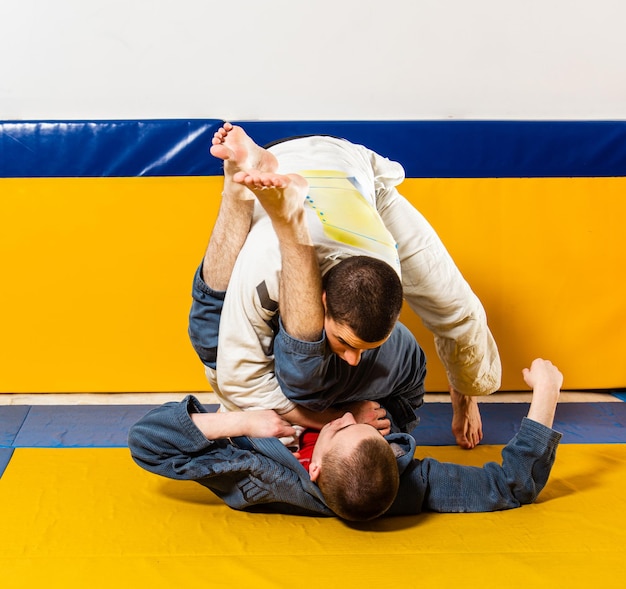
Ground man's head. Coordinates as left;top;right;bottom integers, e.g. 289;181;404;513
322;256;403;366
309;412;400;521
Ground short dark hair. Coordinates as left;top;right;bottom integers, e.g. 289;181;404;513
322;256;403;343
317;436;400;521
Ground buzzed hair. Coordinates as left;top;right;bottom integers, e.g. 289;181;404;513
322;256;403;343
317;435;400;521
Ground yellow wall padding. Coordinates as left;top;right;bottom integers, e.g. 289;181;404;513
1;176;624;393
1;445;625;588
0;177;217;393
399;177;626;391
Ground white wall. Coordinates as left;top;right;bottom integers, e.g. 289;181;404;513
1;0;625;121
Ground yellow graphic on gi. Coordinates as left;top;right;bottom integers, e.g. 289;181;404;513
300;170;399;268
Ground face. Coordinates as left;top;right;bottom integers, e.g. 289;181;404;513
308;412;381;482
323;315;389;366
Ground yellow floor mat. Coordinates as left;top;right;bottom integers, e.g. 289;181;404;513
1;444;625;588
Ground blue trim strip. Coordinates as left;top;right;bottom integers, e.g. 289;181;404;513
0;119;225;177
237;120;626;178
2;119;626;178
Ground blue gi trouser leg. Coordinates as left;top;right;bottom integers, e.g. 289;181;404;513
188;263;225;370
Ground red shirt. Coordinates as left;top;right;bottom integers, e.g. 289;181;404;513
297;429;319;471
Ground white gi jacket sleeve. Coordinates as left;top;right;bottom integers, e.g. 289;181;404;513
215;214;297;414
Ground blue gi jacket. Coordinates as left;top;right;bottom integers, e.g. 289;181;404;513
128;396;561;517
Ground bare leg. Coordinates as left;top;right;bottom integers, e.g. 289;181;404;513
234;169;324;342
377;192;500;448
451;358;562;447
203;124;278;290
524;358;563;428
450;388;483;449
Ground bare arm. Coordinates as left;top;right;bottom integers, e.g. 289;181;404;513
281;399;391;435
389;360;563;516
524;358;563;428
191;410;297;440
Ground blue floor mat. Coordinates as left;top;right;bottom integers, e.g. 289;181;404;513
410;402;626;445
3;401;626;450
0;448;14;477
11;404;166;448
0;406;30;446
2;401;626;478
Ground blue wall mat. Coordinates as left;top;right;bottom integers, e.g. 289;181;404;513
236;120;626;179
411;402;626;446
0;406;30;447
0;119;224;177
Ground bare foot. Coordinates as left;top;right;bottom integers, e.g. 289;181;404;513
234;170;309;228
210;123;278;175
450;388;483;449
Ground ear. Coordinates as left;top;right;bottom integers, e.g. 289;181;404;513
321;290;328;312
309;461;321;483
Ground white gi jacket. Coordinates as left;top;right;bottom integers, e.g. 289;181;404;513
209;136;501;414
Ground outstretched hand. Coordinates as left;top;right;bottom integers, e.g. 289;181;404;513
341;400;391;436
522;358;564;391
